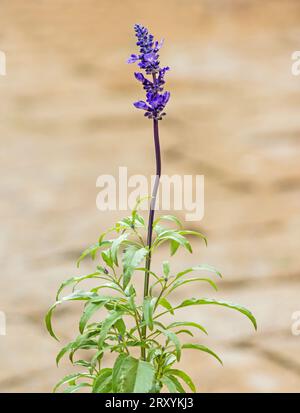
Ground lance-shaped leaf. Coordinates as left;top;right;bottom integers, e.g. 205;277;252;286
175;264;222;280
56;320;115;364
110;233;128;266
178;230;207;246
161;376;178;393
182;343;223;365
155;325;181;361
101;249;113;268
177;298;257;330
165;374;186;393
91;282;124;295
167;277;218;295
73;360;93;369
45;291;98;340
117;214;144;230
165;369;196;392
77;241;111;267
56;341;75;366
56;272;105;300
53;372;94;393
155;230;192;253
79;299;109;333
111;353;127;386
92;368;113;393
143;297;156;330
69;340;98;363
167;321;207;335
158;297;174;315
176;329;194;337
122;246;148;288
163;261;170;278
170;240;180;256
114;318;126;336
98;311;124;348
63;382;92;393
153;215;183;229
112;355;155;393
61;332;100;364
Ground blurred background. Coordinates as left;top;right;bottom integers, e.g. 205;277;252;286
1;0;300;392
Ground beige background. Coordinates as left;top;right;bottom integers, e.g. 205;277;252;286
1;0;300;392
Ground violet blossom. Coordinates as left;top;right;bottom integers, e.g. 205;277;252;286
127;24;170;120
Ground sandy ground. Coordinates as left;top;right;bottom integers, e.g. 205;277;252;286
0;0;300;392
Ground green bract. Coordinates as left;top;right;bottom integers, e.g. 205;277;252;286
45;207;257;393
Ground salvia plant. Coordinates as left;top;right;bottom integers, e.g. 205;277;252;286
45;24;257;393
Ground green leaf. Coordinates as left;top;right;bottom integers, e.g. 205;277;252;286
167;321;207;335
111;233;128;266
132;195;150;220
153;215;183;229
178;230;207;246
170;240;180;256
163;261;170;278
112;355;155;393
69;341;98;363
115;318;126;336
166;369;196;392
53;373;93;392
135;213;145;227
101;249;113;268
182;343;223;365
92;368;113;393
63;382;92;393
122;246;148;288
62;333;99;364
155;326;181;361
176;329;194;337
178;298;257;330
175;264;222;280
164;353;177;367
143;297;156;331
98;311;124;348
112;353;127;388
155;230;192;254
158;297;174;315
56;272;104;300
161;376;178;393
90;350;104;369
56;342;74;365
167;277;218;294
45;291;97;340
79;299;108;334
154;224;166;236
77;241;111;267
73;360;92;369
165;375;186;393
91;282;123;295
117;215;145;230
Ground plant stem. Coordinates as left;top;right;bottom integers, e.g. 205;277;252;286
141;117;161;360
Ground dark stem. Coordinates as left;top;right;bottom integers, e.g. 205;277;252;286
141;117;161;360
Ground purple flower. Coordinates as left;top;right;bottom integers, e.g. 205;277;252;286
128;24;170;120
134;101;150;110
127;54;139;64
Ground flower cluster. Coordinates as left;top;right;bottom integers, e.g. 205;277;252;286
128;24;170;120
